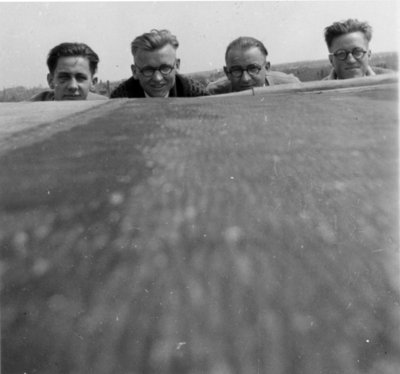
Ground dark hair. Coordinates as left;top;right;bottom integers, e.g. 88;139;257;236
324;19;373;49
225;36;268;63
131;29;179;56
46;42;99;75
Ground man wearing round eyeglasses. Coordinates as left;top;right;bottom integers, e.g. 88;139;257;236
207;36;300;95
110;29;208;98
323;19;393;80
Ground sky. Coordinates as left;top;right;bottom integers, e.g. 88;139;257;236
0;0;398;88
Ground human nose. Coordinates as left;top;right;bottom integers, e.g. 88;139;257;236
67;78;79;91
152;70;164;81
241;70;252;82
346;52;357;63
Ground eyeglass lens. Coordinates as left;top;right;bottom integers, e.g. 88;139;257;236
141;65;174;77
334;48;366;60
230;64;262;77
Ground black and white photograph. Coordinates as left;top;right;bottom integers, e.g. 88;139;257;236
1;1;399;373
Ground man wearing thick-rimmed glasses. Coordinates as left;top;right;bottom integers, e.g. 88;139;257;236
323;19;393;80
110;29;208;98
207;36;300;95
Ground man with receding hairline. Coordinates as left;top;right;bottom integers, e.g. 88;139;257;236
207;36;300;95
110;29;208;98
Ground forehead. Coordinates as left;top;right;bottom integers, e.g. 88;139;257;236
330;31;369;51
226;46;266;66
134;44;177;66
53;56;92;75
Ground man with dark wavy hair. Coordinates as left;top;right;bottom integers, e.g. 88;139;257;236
110;29;208;98
323;18;393;80
30;42;107;101
207;36;300;95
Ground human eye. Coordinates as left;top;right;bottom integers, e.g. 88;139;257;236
159;65;173;75
352;48;365;58
247;64;261;75
230;66;241;72
334;50;347;60
57;73;70;82
229;66;243;77
141;67;155;77
76;74;89;82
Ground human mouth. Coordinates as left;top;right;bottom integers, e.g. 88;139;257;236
63;93;82;100
150;85;166;90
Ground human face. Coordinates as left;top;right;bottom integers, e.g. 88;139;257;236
224;47;269;92
329;31;371;79
47;56;95;100
132;44;179;97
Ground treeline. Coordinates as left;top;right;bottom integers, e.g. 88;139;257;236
188;51;399;86
1;52;397;102
0;86;46;103
0;81;121;103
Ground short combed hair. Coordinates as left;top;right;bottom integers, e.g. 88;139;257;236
324;19;373;49
225;36;268;63
131;29;179;56
47;42;99;75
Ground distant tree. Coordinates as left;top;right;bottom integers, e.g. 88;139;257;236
0;86;44;102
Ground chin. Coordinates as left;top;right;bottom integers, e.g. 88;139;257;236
62;96;84;101
149;91;168;98
341;69;364;80
237;86;253;92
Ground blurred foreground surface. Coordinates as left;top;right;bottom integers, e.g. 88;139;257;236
1;81;399;374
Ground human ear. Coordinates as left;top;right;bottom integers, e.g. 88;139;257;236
265;61;271;71
91;77;98;90
223;66;229;77
175;59;181;70
47;73;55;89
131;64;139;79
328;54;334;66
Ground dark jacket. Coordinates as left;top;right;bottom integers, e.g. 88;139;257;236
110;74;209;98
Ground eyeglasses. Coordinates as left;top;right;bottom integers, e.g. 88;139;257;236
330;48;367;61
227;64;264;78
136;64;176;78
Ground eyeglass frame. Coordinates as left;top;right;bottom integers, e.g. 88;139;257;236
329;48;368;61
135;62;177;78
226;63;266;78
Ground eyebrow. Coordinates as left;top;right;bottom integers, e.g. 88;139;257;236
141;64;174;69
56;72;89;77
230;64;261;68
